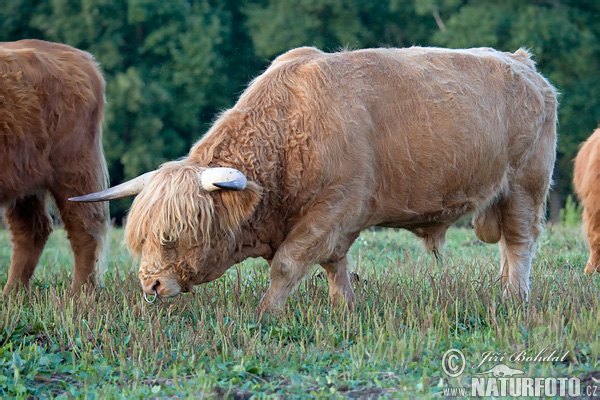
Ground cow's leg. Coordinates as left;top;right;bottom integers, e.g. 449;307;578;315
582;207;600;274
321;256;356;309
585;248;600;274
3;194;53;294
256;254;309;316
256;199;359;315
497;186;544;300
259;253;358;315
51;187;108;290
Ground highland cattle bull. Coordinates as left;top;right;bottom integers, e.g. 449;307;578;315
1;39;108;293
574;127;600;274
72;47;557;313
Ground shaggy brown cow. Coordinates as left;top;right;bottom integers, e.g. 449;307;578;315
1;39;109;293
73;47;557;313
574;128;600;274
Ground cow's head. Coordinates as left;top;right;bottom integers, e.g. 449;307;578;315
70;160;262;298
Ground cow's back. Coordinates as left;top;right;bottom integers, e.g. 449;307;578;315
0;39;106;202
259;47;557;228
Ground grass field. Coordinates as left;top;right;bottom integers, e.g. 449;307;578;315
0;223;599;398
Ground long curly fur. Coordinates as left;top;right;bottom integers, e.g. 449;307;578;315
1;39;109;293
574;127;600;273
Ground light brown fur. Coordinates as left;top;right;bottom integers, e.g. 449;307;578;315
127;46;557;310
574;128;600;274
0;40;109;293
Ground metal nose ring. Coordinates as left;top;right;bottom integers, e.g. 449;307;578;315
144;288;158;304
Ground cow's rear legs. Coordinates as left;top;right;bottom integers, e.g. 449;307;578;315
582;208;600;274
3;194;53;294
52;188;108;290
497;188;544;300
584;250;600;274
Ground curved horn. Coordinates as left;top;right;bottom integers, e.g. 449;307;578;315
69;171;157;202
200;168;247;192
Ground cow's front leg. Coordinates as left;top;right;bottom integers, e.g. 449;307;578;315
321;257;356;309
256;189;362;316
256;233;359;316
256;253;310;316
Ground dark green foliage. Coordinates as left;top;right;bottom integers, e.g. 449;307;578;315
245;0;437;56
3;0;599;219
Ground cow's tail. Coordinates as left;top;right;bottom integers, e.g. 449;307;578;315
94;144;110;287
93;78;110;287
90;141;110;287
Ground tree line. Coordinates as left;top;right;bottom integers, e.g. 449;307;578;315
2;0;599;221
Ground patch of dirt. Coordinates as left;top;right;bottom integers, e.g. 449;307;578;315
34;333;50;347
213;385;254;399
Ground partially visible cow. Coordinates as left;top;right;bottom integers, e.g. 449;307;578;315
73;47;557;313
0;39;109;293
574;128;600;274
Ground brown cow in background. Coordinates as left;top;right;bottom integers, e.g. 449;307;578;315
0;39;109;293
75;46;557;313
574;127;600;274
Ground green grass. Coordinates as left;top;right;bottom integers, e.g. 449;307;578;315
0;224;599;398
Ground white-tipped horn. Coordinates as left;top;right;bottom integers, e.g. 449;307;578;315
69;171;157;202
200;168;247;192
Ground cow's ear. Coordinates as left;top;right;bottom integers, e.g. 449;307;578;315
214;181;262;234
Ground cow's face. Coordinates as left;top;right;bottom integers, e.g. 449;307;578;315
136;236;210;298
123;162;262;298
135;221;240;298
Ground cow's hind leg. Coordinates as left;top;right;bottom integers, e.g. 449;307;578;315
497;186;544;300
50;131;109;290
3;194;53;294
51;187;108;290
582;205;600;274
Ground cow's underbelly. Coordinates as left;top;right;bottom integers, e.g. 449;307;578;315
369;174;505;230
375;199;474;230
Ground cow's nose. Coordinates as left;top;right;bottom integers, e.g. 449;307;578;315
141;276;181;298
142;278;163;296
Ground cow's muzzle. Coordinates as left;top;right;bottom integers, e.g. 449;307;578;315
141;276;181;300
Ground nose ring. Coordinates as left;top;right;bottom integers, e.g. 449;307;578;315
144;287;158;304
